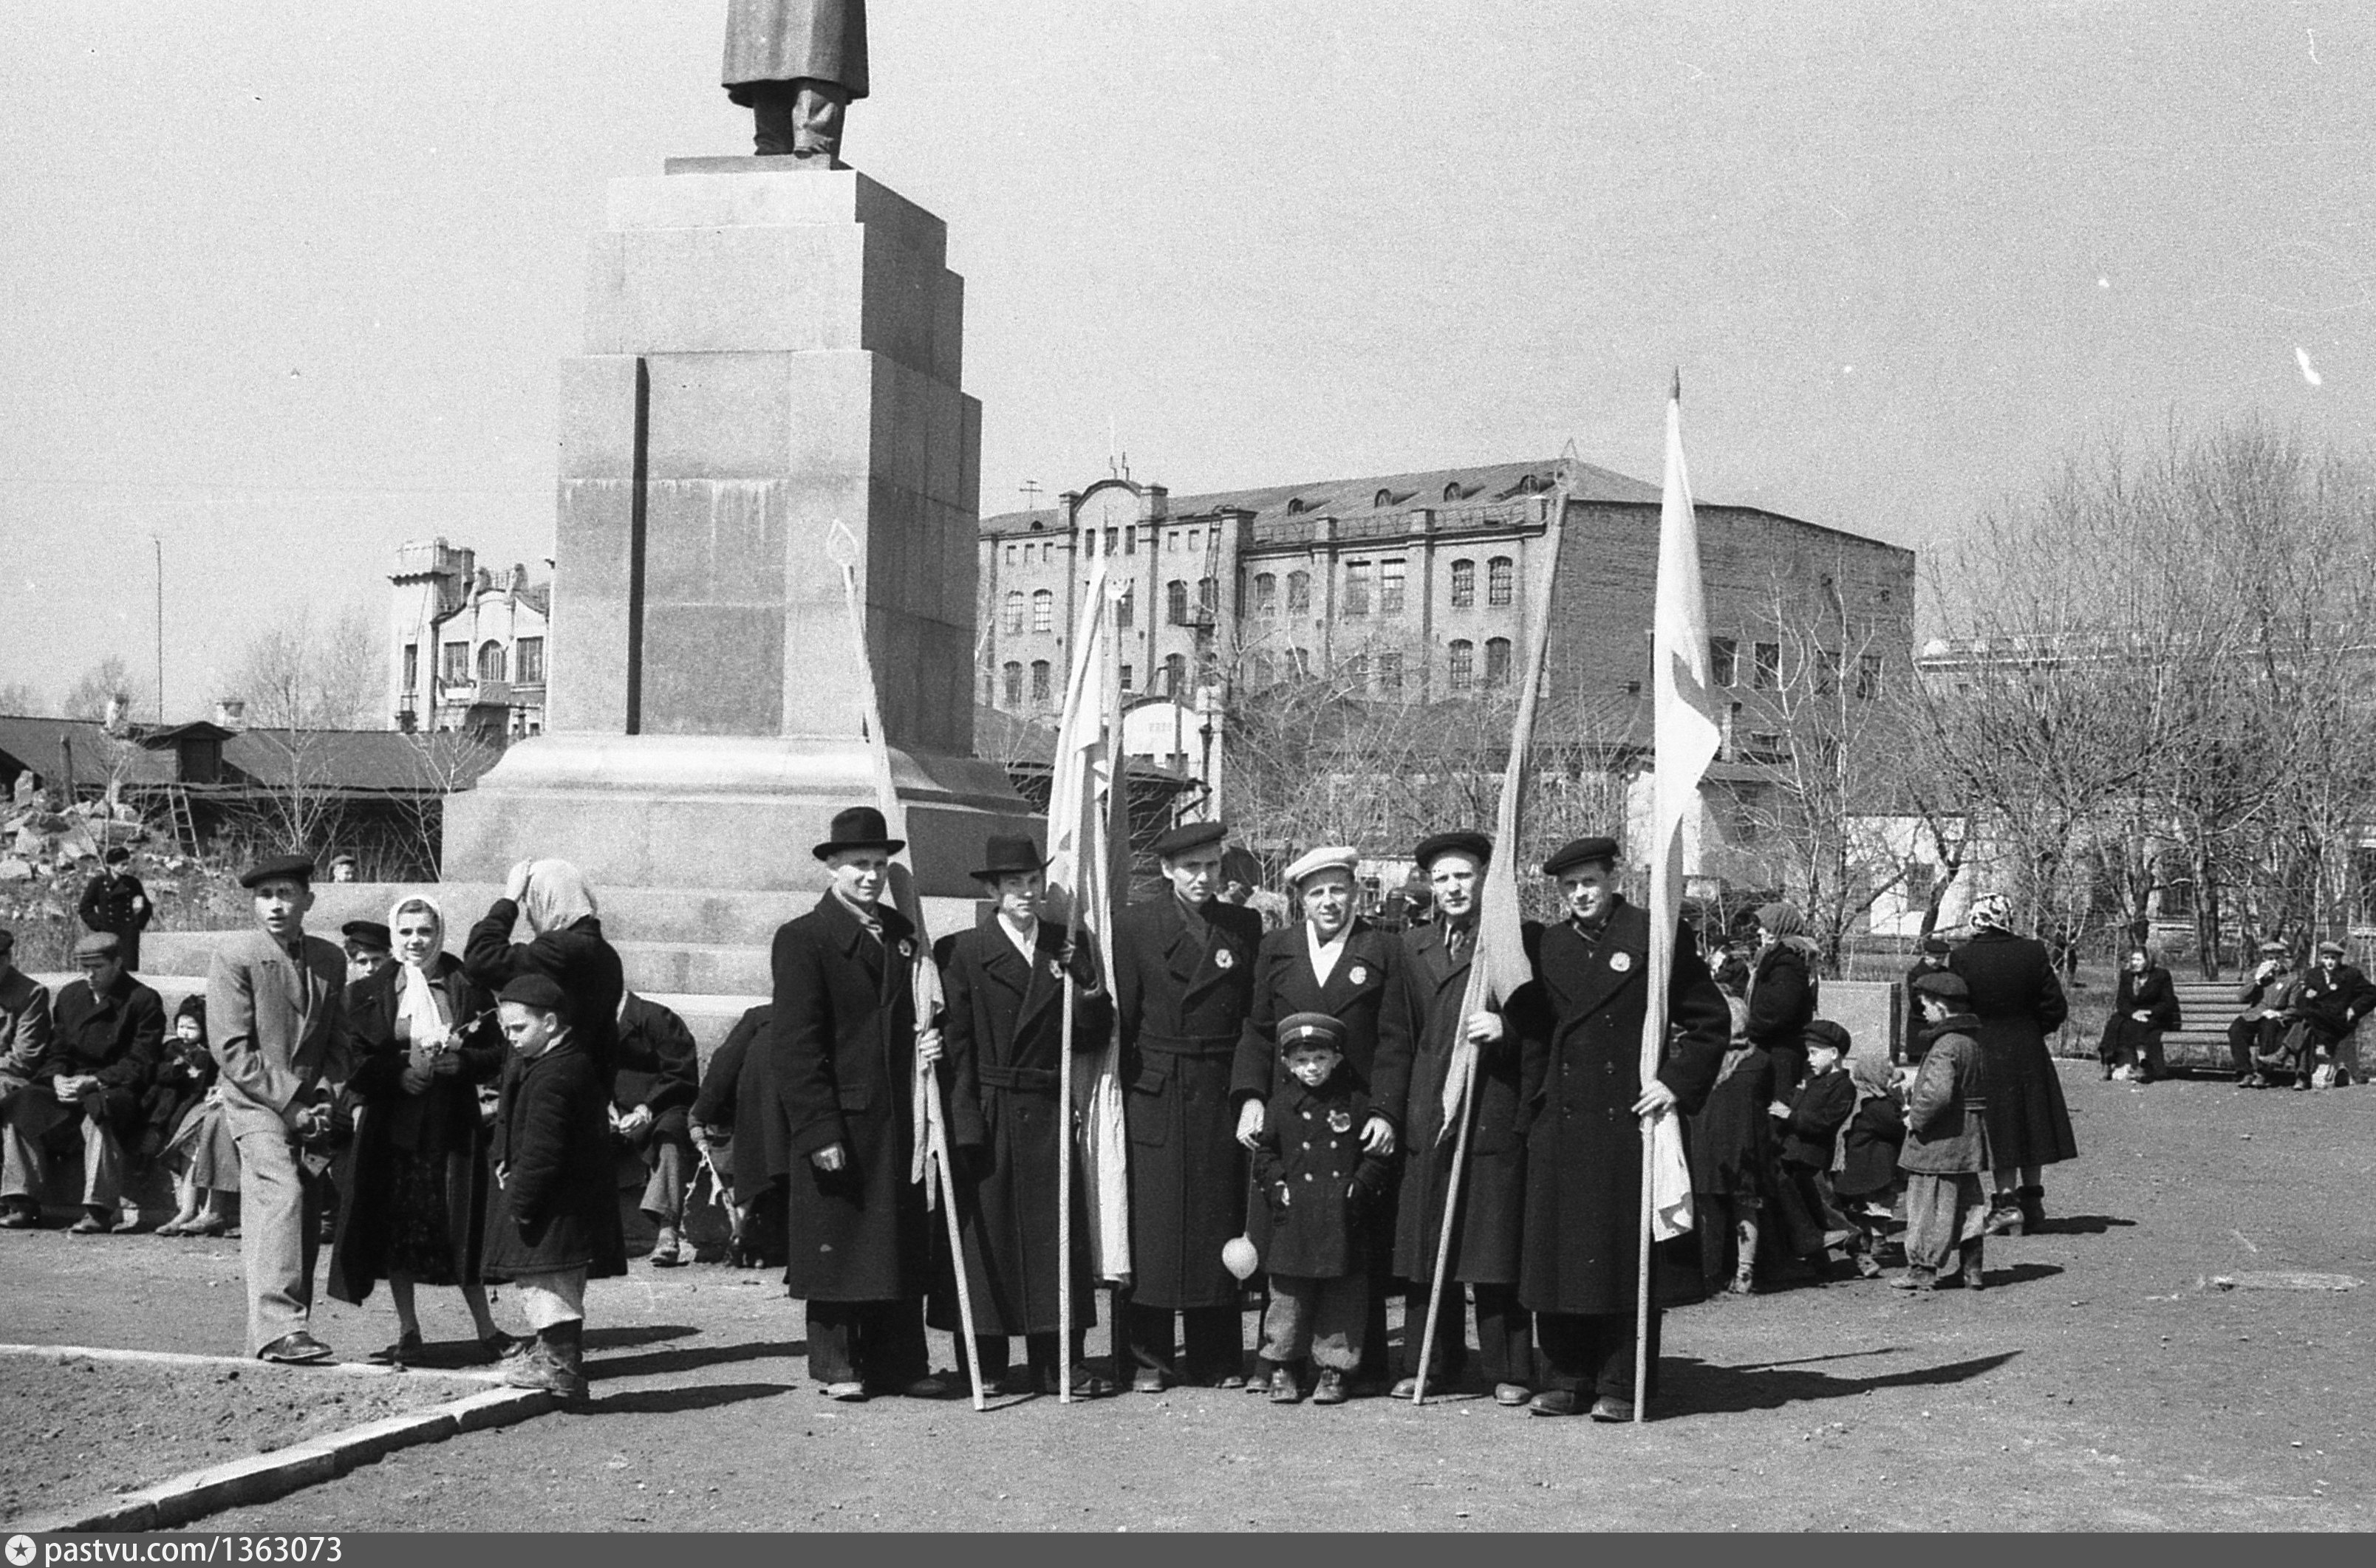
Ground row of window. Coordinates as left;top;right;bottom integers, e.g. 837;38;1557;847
1707;639;1885;698
1001;525;1218;568
997;636;1526;709
404;637;544;692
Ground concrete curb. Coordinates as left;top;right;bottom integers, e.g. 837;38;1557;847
0;1341;504;1383
4;1386;553;1534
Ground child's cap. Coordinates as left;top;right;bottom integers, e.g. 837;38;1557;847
1277;1011;1347;1053
1802;1018;1851;1057
1911;970;1970;1004
499;973;569;1014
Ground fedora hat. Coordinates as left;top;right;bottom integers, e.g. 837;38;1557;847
812;805;905;861
973;834;1046;881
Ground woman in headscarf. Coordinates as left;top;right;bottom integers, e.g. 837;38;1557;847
464;860;626;1075
329;894;516;1364
1947;892;2075;1234
1745;903;1821;1095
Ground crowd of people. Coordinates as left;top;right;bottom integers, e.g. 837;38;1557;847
9;814;2308;1420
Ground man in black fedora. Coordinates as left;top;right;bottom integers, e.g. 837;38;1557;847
767;805;949;1400
1111;820;1263;1391
929;833;1114;1396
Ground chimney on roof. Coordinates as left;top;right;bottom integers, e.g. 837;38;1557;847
511;564;529;593
214;698;245;730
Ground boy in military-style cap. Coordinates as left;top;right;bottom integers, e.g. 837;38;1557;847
1249;1012;1393;1405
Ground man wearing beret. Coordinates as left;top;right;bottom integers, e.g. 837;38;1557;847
1392;830;1537;1405
1231;843;1413;1393
768;806;949;1400
1518;835;1727;1420
1;933;162;1233
208;855;351;1362
78;846;153;974
1112;820;1264;1391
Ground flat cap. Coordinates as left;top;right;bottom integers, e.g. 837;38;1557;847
1276;1011;1347;1052
1802;1018;1853;1055
1413;830;1492;869
1911;970;1970;1003
103;846;131;865
1542;835;1620;877
239;853;315;889
498;973;569;1013
1152;821;1228;858
2257;939;2291;955
341;920;393;951
1282;845;1359;886
2317;939;2347;957
1918;934;1951;956
72;931;121;961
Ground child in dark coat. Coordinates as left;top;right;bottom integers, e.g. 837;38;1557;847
1251;1012;1393;1405
1834;1051;1906;1278
487;973;627;1403
1769;1020;1857;1275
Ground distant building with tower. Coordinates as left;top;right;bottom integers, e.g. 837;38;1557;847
388;539;551;740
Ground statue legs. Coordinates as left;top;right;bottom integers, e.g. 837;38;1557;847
748;78;851;160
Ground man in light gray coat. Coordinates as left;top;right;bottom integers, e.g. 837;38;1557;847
723;0;868;162
208;854;350;1361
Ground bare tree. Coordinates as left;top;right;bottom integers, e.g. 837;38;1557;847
0;681;43;716
229;605;386;852
61;656;147;722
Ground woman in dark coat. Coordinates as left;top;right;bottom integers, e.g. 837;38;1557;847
329;896;513;1364
463;860;625;1076
2097;946;2180;1083
1687;996;1775;1295
1746;903;1820;1094
1948;894;2075;1233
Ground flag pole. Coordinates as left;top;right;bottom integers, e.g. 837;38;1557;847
1409;964;1485;1404
826;522;985;1411
1057;886;1080;1404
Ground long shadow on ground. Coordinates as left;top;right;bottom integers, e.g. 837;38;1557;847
1662;1349;2019;1416
592;1340;807;1381
590;1381;796;1416
582;1324;702;1352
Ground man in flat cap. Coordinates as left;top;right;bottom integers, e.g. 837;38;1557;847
1;932;162;1233
723;0;867;162
1112;819;1263;1390
341;922;396;990
1392;829;1538;1404
1517;835;1727;1420
2230;939;2300;1088
1897;970;1991;1292
208;854;351;1361
768;805;949;1400
2294;939;2375;1089
1231;843;1413;1393
78;846;153;975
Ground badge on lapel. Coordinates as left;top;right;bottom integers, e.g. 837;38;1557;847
1048;957;1066;979
1608;951;1633;973
1214;948;1235;970
1348;964;1368;986
898;938;916;960
1327;1109;1353;1134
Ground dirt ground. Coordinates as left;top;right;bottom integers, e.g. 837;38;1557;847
2;1061;2370;1532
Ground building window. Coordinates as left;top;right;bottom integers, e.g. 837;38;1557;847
1857;653;1885;700
1002;662;1023;707
401;643;418;696
1752;642;1780;690
1250;651;1274;688
1380;558;1406;614
516;637;545;685
1004;544;1017;565
1377;651;1403;693
1117;584;1135;629
1003;590;1025;634
1710;637;1736;685
1450;559;1475;609
1345;561;1371;617
1198;576;1218;616
1031;589;1054;633
441;641;469;685
1166;579;1188;624
1449;639;1475;692
1345;653;1368;692
477;641;505;684
1487;556;1514;607
1164;653;1188;694
1484;637;1512;688
1286;570;1311;613
1124;527;1136;556
1120;664;1134;691
1030;660;1052;707
1254;572;1277;616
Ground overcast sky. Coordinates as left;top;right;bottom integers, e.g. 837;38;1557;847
5;2;2372;716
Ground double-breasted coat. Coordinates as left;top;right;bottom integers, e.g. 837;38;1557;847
768;893;930;1303
1517;900;1728;1318
482;1038;628;1281
723;0;869;99
1948;928;2075;1168
1252;1074;1392;1279
1229;919;1416;1132
22;973;162;1146
1113;893;1263;1310
929;917;1110;1337
1393;918;1532;1286
78;872;153;970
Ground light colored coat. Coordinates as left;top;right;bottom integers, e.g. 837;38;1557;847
724;0;870;98
205;928;350;1137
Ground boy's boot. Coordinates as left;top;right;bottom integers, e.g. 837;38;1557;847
1267;1363;1300;1403
1959;1238;1987;1291
1311;1369;1348;1405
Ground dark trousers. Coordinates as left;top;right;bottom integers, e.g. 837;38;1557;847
1403;1278;1534;1387
1124;1301;1243;1384
805;1298;929;1388
2230;1017;2286;1078
1534;1309;1660;1403
972;1331;1086;1384
746;79;850;157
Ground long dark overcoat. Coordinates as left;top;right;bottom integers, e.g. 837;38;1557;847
1517;901;1727;1318
612;993;700;1141
1949;928;2075;1168
2097;964;2180;1064
1229;918;1415;1129
1746;940;1818;1091
1113;893;1262;1310
929;917;1109;1337
1252;1074;1391;1279
1393;919;1532;1286
34;975;163;1145
329;956;503;1304
768;893;929;1304
483;1039;628;1280
723;0;870;98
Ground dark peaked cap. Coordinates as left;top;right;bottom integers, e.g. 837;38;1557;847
1541;836;1620;877
1413;830;1492;869
1153;821;1228;858
239;853;315;889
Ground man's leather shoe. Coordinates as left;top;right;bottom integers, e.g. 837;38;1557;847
897;1373;955;1400
1131;1366;1170;1394
1588;1395;1634;1423
69;1211;106;1235
1494;1383;1532;1406
1043;1363;1116;1399
1311;1369;1348;1405
257;1332;333;1364
1526;1389;1578;1417
1389;1375;1421;1399
0;1207;38;1230
822;1380;868;1401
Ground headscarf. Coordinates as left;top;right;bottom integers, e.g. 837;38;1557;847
1848;1050;1895;1104
1970;892;2012;931
522;860;597;936
1755;900;1820;962
389;894;449;1041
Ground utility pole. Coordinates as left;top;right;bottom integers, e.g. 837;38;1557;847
153;536;165;724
